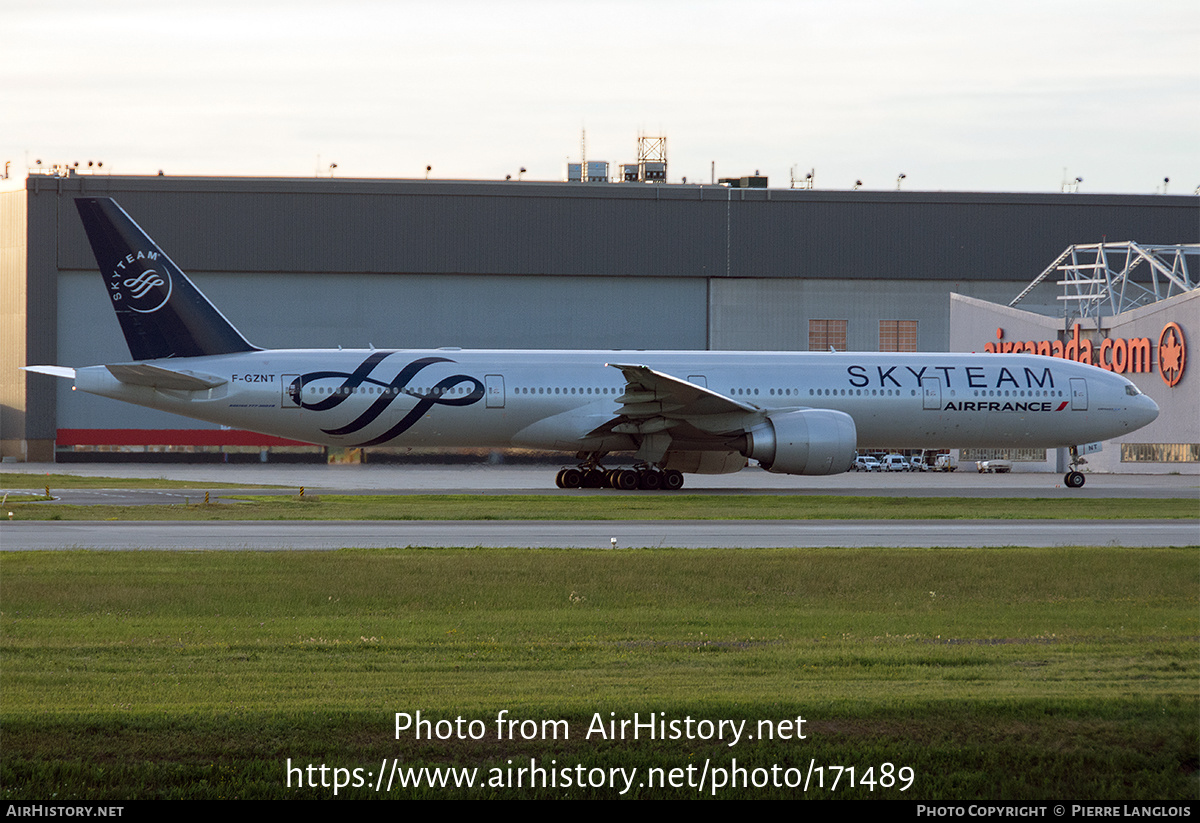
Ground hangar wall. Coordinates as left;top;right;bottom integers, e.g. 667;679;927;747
949;291;1198;475
3;173;1196;462
709;278;1048;352
0;188;32;458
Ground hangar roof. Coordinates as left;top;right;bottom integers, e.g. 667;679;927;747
30;174;1200;283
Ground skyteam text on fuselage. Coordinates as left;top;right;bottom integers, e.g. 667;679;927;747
24;197;1160;491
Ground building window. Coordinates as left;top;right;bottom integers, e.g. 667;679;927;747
1121;444;1199;462
960;448;1047;462
809;320;847;352
879;320;918;352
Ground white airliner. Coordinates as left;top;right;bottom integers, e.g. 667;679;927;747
25;197;1159;490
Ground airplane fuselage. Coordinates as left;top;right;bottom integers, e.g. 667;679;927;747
74;348;1158;456
45;197;1160;489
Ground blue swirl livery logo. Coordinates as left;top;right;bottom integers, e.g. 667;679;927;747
107;250;172;314
124;268;170;313
288;353;484;447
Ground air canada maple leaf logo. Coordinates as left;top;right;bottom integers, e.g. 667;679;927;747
1157;322;1185;387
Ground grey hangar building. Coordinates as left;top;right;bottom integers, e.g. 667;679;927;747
2;173;1196;474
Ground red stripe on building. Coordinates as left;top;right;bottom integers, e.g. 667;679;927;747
56;429;312;447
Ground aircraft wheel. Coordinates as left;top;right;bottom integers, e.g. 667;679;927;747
615;469;640;490
561;468;584;489
1065;471;1086;488
582;468;606;488
638;470;662;490
662;470;685;491
605;469;621;489
555;470;566;489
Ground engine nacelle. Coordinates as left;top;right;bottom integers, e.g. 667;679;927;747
659;450;748;475
744;409;857;475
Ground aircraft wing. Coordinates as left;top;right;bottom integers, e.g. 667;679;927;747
602;362;763;437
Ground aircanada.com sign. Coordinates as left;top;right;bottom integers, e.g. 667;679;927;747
984;322;1186;388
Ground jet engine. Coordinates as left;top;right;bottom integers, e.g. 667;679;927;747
659;449;748;475
743;409;857;475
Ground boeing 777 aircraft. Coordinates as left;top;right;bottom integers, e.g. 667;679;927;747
25;197;1159;490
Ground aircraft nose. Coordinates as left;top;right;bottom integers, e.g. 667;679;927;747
1137;394;1159;427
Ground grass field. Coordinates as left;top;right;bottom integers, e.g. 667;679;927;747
2;546;1196;799
4;493;1195;521
0;472;281;490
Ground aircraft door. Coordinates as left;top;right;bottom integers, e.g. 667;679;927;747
688;375;708;388
485;374;505;408
281;374;302;409
921;377;942;410
1070;378;1088;411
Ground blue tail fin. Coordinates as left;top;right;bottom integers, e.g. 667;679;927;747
75;197;259;361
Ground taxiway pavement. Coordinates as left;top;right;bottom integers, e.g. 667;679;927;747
2;463;1195;551
3;519;1196;551
4;462;1198;499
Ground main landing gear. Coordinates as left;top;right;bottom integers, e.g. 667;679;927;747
555;465;685;491
1064;445;1087;488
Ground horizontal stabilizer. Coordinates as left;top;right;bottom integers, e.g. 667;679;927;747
21;365;77;380
105;364;227;391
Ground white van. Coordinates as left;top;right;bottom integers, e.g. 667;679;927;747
881;454;911;472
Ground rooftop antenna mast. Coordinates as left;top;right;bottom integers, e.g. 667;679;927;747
636;133;667;182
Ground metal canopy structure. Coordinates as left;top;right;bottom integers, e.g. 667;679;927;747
1011;242;1200;322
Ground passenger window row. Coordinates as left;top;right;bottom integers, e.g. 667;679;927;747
514;387;617;395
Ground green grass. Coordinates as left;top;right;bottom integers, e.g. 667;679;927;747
0;472;280;490
3;493;1195;521
2;547;1196;799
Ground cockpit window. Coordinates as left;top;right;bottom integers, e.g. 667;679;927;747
1124;385;1141;396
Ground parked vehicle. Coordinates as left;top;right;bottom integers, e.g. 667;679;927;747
934;454;958;472
854;455;882;472
909;454;930;472
881;454;911;472
976;459;1012;473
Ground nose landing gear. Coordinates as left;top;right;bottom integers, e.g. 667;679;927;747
1064;445;1087;488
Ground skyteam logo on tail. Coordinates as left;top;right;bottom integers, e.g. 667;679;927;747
108;250;171;314
124;268;165;300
